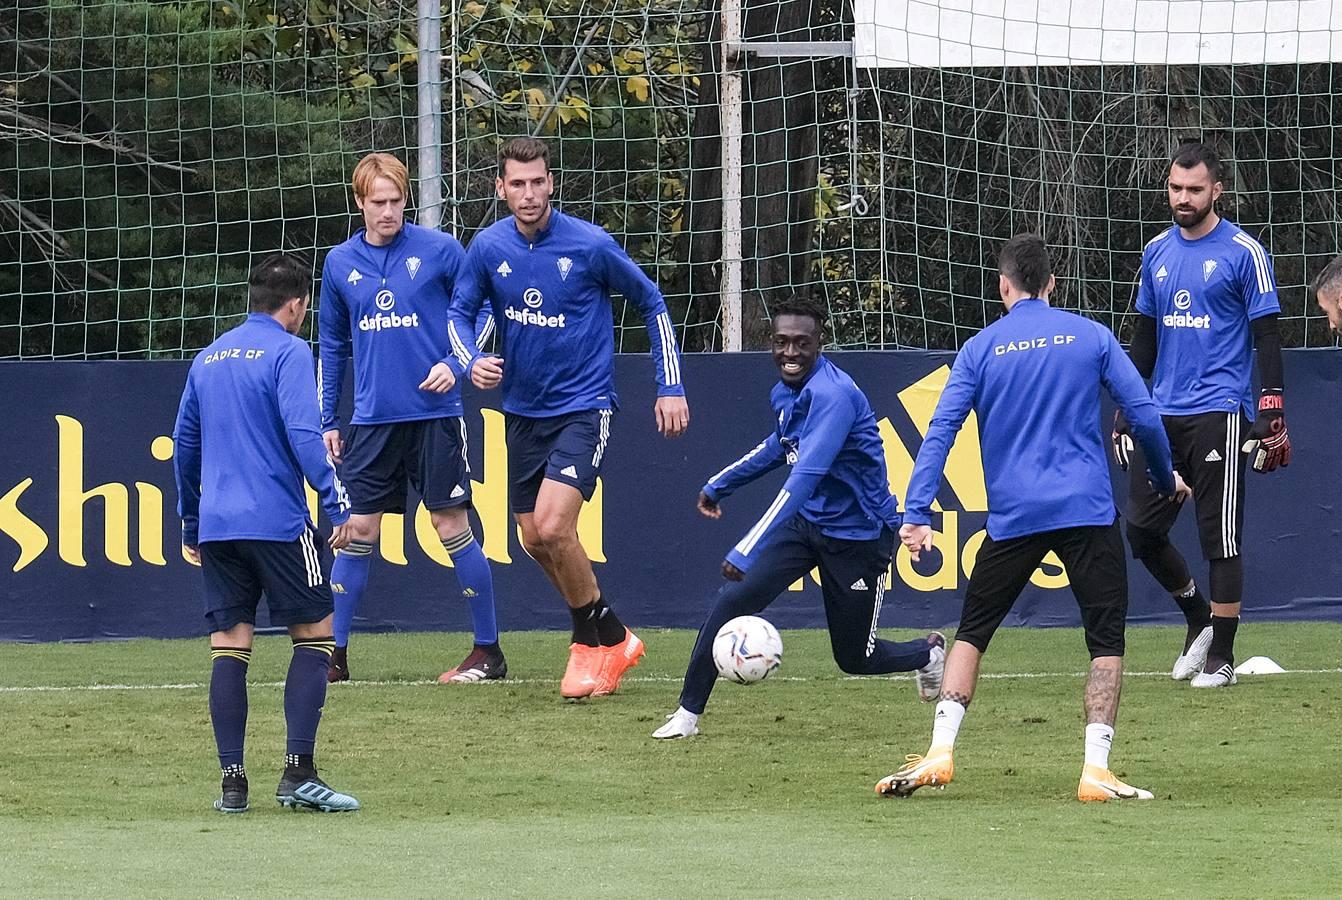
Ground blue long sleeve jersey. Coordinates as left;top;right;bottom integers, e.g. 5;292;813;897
445;209;684;416
1136;219;1281;419
905;300;1176;542
174;314;351;546
318;222;493;430
702;356;901;574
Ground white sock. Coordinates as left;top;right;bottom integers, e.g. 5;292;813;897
930;700;966;750
1084;723;1114;769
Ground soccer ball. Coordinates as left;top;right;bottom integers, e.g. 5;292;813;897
712;615;783;684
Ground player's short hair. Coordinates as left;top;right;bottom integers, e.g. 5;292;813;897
498;137;551;177
998;233;1052;296
770;296;826;333
351;152;409;200
1171;141;1223;184
249;253;310;313
1311;255;1342;299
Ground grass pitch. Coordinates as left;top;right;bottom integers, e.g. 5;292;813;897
3;623;1341;899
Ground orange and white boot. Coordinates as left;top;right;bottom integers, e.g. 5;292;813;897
592;628;645;696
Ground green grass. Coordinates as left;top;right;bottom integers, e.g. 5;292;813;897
3;624;1341;898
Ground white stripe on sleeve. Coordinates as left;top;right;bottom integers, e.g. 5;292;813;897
735;488;791;558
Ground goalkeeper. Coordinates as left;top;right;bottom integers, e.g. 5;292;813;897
1112;143;1288;689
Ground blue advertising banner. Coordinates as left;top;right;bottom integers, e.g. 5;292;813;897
1;351;1338;641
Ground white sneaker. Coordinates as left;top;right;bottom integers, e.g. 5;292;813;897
1190;662;1237;688
1171;626;1213;680
915;634;947;702
651;707;699;739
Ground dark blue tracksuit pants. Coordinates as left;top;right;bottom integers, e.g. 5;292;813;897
678;516;932;715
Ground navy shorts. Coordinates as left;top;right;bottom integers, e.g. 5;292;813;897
505;409;613;514
339;417;471;515
199;526;334;633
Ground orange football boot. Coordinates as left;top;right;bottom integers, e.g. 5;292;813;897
560;642;602;699
592;628;645;696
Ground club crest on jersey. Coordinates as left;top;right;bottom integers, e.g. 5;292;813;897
1203;259;1217;281
347;268;363;285
1155;265;1168;282
557;256;573;281
406;256;422;280
497;260;512;278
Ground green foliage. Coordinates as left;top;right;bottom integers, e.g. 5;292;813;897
3;625;1342;896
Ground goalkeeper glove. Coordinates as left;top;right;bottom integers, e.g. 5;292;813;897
1241;389;1291;473
1111;410;1134;471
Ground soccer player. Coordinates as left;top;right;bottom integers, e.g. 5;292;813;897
1112;142;1289;688
1311;255;1342;336
319;152;504;684
446;137;688;700
174;253;359;814
875;235;1189;802
650;298;946;740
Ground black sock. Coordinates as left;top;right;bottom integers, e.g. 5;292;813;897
592;596;626;646
285;752;315;775
1207;615;1239;668
570;603;600;647
1173;585;1212;650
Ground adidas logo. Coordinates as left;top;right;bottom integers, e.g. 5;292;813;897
449;484;465;499
560;465;578;478
850;578;869;591
347;268;363;284
1155;265;1168;282
1205;449;1223;462
496;260;512;277
462;588;476;597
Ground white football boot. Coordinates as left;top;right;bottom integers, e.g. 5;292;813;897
1190;661;1237;688
1171;625;1213;681
651;707;700;739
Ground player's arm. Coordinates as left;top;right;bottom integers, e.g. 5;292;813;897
317;254;352;459
276;341;352;541
1111;259;1160;469
700;433;788;514
171;370;203;559
1099;328;1179;498
595;234;688;437
1240;238;1289;471
447;244;501;389
722;395;856;578
902;348;978;554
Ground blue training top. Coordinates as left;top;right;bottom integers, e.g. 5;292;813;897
1136;219;1280;419
702;355;901;574
174;313;351;545
446;209;684;417
905;300;1176;541
318;221;492;430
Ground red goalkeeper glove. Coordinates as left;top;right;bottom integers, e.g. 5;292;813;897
1241;390;1291;473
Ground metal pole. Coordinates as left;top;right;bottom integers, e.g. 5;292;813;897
417;0;443;229
449;0;459;233
720;0;743;351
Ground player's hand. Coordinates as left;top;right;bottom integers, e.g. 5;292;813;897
470;356;504;390
1111;410;1134;471
182;544;201;566
323;429;343;464
329;521;353;551
899;523;934;562
418;362;456;394
697;491;722;519
721;560;745;582
1241;391;1291;472
1166;470;1193;504
655;395;689;438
